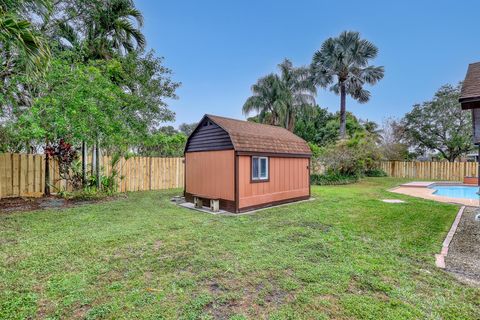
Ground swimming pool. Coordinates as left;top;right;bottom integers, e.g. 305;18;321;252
430;185;480;200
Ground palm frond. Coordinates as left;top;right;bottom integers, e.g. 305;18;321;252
310;30;383;105
359;65;384;85
0;12;50;75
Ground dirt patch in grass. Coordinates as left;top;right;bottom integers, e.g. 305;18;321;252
0;195;126;214
445;206;480;285
275;220;332;232
298;221;332;232
71;304;91;319
202;278;292;319
347;275;390;302
152;240;163;251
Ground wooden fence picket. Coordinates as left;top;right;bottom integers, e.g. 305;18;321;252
379;161;478;181
0;153;185;199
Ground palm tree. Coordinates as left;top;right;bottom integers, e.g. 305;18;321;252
50;0;146;186
242;74;283;126
0;0;50;80
243;59;316;131
362;119;383;143
277;59;316;131
310;31;384;139
55;0;145;60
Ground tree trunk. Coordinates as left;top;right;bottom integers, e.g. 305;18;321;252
91;144;96;177
82;141;87;186
287;111;295;132
45;143;50;196
339;81;347;139
285;108;290;130
95;141;100;189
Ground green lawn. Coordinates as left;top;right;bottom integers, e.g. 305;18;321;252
1;178;479;319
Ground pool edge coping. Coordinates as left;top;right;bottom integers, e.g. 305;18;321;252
388;182;480;207
435;206;465;269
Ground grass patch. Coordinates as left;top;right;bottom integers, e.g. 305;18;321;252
1;178;479;319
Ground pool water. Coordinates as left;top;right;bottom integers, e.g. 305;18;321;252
430;185;480;200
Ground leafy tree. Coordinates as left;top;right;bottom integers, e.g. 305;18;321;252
315;112;365;146
243;59;316;131
17;56;133;193
293;105;332;143
115;50;179;126
293;105;375;147
379;118;412;160
138;131;187;157
178;122;198;136
402;83;472;162
311;31;384;139
18;58;129;145
0;122;26;152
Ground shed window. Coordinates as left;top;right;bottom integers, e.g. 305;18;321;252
252;156;268;181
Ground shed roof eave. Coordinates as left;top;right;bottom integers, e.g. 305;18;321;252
460;98;480;110
459;96;480;103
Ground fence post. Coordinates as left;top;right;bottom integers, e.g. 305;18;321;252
0;155;186;199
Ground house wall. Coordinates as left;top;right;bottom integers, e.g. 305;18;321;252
237;155;310;210
185;150;235;201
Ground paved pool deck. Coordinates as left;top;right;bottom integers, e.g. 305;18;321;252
389;182;480;207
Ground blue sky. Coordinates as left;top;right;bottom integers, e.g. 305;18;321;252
136;0;480;128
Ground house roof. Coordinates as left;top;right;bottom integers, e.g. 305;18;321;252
205;114;312;156
460;62;480;108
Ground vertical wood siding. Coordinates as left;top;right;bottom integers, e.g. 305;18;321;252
238;156;309;209
185;150;235;201
379;161;478;181
0;153;184;198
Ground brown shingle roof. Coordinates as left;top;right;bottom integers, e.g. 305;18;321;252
460;62;480;103
206;114;312;156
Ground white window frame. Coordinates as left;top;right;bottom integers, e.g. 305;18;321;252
252;156;269;181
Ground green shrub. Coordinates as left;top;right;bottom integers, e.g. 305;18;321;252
318;132;382;176
364;168;388;177
310;171;360;185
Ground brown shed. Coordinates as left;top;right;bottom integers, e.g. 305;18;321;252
184;114;312;213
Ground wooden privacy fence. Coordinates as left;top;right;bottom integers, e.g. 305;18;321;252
0;153;184;198
379;161;478;181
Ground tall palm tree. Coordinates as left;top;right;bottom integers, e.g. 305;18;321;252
277;59;316;131
310;31;384;139
242;74;283;126
243;59;316;131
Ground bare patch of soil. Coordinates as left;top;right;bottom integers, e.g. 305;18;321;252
203;278;292;319
445;206;480;285
0;194;125;214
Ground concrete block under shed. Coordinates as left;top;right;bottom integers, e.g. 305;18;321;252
194;197;203;208
210;199;219;212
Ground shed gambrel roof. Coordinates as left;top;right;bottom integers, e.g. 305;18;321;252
185;114;312;156
460;62;480;109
